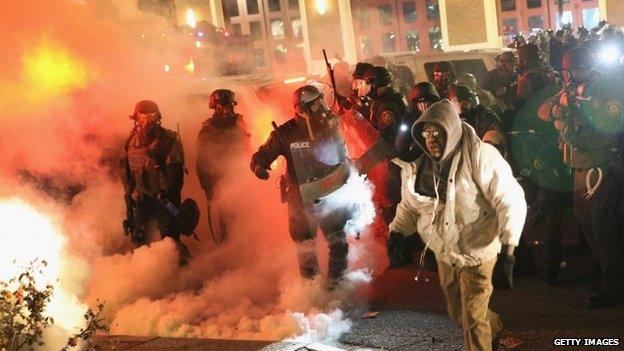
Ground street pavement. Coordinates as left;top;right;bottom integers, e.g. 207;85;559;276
94;217;624;351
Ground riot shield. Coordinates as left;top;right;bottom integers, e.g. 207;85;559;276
289;119;351;204
580;75;624;135
511;85;574;192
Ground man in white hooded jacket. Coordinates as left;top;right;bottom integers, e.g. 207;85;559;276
388;99;526;351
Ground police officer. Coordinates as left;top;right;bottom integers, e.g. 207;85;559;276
483;52;518;109
361;66;407;144
122;100;191;265
431;61;457;100
516;44;557;108
196;89;249;242
450;85;504;141
457;72;505;116
538;47;624;308
348;62;374;117
361;66;406;226
250;85;352;285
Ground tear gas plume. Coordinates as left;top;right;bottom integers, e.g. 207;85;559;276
0;1;387;348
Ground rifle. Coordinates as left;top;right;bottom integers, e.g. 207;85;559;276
322;49;351;112
123;192;136;237
560;83;586;169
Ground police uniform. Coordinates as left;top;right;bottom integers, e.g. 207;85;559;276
123;125;185;243
250;115;351;280
196;112;248;199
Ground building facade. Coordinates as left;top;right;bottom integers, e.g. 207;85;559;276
168;0;616;72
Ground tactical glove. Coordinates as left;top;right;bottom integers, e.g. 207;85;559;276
252;164;270;180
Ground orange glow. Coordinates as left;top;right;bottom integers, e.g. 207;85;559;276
251;108;279;147
184;57;195;74
22;39;89;95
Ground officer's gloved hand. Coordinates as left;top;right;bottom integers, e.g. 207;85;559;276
387;231;412;268
252;164;270;180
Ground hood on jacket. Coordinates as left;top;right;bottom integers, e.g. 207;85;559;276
411;99;463;162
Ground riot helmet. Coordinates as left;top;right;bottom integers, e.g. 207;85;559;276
450;85;479;113
363;66;392;88
456;73;478;90
407;81;440;115
353;62;374;80
562;47;593;85
209;89;237;109
432;61;456;93
293;85;327;117
131;100;161;128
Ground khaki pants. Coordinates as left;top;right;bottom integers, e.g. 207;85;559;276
437;258;503;351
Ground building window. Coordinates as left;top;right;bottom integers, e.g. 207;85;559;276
223;0;239;17
246;0;259;14
406;31;420;51
382;32;396;52
378;4;393;26
426;0;439;21
254;48;266;66
289;0;299;9
527;0;541;8
270;19;285;39
528;15;544;30
583;8;600;29
556;11;573;28
358;7;371;29
428;27;442;50
402;1;417;23
291;18;302;38
501;0;515;12
274;44;288;63
502;18;518;35
268;0;281;12
250;21;263;40
360;36;374;57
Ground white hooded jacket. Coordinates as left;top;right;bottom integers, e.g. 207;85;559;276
389;100;526;268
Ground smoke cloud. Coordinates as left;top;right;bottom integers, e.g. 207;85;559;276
0;0;387;349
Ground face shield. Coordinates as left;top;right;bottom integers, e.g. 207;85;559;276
356;79;372;97
136;112;159;129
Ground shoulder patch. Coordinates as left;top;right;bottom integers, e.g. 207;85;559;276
379;110;394;129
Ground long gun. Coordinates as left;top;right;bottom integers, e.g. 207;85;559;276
322;50;350;112
560;84;585;169
322;49;337;106
123;193;136;237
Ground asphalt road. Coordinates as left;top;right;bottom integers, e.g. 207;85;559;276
94;215;624;351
